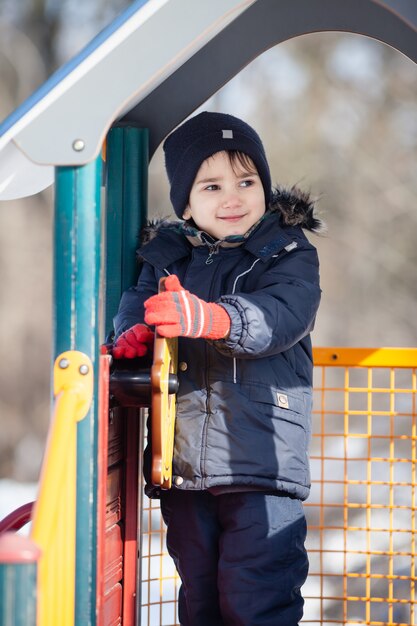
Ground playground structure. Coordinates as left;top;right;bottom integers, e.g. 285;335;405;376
141;347;417;625
0;1;416;624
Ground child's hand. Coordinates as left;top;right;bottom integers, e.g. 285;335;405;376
112;324;154;359
144;275;230;340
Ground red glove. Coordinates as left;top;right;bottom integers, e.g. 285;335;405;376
144;275;231;340
112;323;154;359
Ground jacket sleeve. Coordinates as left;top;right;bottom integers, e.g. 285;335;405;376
113;262;159;339
214;244;321;358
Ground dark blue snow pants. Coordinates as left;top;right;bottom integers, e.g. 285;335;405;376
159;489;309;626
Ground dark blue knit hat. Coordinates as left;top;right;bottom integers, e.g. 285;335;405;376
163;111;272;218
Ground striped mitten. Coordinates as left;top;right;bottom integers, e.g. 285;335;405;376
144;275;230;340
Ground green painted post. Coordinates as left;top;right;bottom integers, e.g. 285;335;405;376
0;534;41;626
104;125;149;625
105;125;149;335
54;156;103;625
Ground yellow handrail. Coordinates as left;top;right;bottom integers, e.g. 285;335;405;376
31;351;93;626
313;346;417;368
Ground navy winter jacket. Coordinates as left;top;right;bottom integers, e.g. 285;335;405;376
114;188;322;500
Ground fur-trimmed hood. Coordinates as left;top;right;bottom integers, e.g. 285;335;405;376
141;185;324;245
269;185;324;232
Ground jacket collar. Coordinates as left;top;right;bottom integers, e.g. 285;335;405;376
243;214;296;260
138;223;190;269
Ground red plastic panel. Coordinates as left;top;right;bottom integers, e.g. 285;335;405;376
108;409;123;467
103;582;122;626
104;523;123;593
106;465;122;527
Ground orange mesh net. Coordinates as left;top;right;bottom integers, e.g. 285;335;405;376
140;347;417;625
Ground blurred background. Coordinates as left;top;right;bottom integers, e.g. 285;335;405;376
0;0;416;485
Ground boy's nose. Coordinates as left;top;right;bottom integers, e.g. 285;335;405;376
221;192;241;208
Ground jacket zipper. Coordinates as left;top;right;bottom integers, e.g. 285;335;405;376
200;357;212;489
205;240;221;265
230;258;261;383
200;250;219;486
201;257;262;483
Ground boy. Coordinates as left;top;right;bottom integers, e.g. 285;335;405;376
113;111;322;625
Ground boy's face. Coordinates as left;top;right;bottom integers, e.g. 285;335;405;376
182;151;266;240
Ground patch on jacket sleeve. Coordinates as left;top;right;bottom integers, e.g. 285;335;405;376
277;393;289;409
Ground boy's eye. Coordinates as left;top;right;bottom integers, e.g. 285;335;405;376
204;184;220;191
240;179;254;187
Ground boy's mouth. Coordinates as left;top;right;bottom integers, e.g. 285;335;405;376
218;214;246;222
